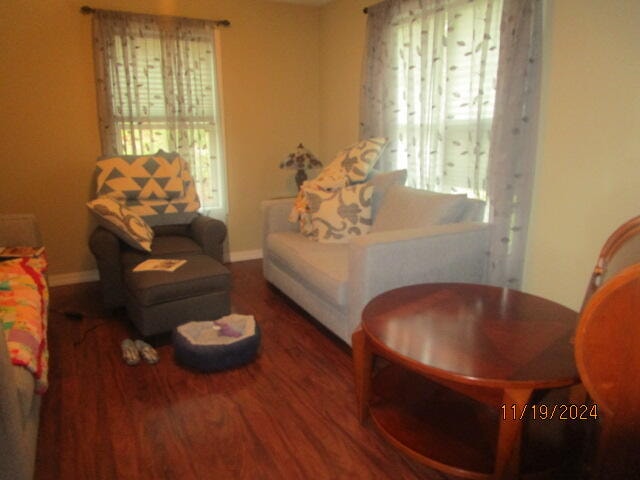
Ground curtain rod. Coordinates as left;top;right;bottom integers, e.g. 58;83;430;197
80;5;231;27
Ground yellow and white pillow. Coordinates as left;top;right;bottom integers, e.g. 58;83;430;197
95;151;201;226
304;183;373;243
87;197;154;251
315;137;388;185
96;154;184;200
288;137;388;237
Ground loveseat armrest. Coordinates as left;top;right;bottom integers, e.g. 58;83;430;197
261;198;297;275
345;222;492;341
190;215;227;262
261;198;297;236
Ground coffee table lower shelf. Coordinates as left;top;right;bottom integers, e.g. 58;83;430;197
369;366;573;480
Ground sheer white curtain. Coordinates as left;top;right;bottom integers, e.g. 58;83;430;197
361;0;503;198
486;0;543;287
360;0;543;288
92;10;227;219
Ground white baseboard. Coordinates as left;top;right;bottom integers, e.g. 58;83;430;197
48;249;263;287
229;249;263;262
49;270;99;287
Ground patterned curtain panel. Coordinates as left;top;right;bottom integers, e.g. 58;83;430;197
487;0;543;287
360;0;543;288
361;0;503;198
92;11;227;218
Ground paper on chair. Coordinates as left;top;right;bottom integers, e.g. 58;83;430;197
133;258;186;272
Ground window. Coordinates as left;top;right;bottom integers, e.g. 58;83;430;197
93;12;227;218
361;0;503;199
362;0;544;287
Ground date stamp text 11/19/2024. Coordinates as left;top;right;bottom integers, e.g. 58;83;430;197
501;404;598;421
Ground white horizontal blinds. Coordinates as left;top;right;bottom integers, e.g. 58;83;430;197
390;0;502;198
100;13;225;214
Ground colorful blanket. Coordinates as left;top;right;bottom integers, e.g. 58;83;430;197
0;254;49;394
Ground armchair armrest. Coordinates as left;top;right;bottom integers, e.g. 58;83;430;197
346;222;491;337
190;215;227;262
89;227;127;309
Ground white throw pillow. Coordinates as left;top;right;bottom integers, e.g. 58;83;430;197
370;185;468;233
305;183;374;243
366;169;408;219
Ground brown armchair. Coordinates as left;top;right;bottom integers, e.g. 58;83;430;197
89;215;227;309
87;151;231;336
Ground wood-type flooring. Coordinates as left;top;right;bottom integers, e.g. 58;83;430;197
35;260;452;480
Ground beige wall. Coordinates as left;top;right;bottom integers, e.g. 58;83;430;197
318;0;640;310
318;0;368;160
524;0;640;309
0;0;320;277
2;0;638;308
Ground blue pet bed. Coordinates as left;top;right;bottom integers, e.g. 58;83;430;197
173;315;261;372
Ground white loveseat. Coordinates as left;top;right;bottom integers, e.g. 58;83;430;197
262;176;492;345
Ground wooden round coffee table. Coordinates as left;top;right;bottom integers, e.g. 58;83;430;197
352;283;582;480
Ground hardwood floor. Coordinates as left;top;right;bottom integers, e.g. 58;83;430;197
35;260;450;480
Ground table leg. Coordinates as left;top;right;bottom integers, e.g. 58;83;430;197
494;388;533;480
352;327;373;423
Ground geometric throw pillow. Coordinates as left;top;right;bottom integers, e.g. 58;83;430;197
92;151;201;227
95;153;185;200
86;197;154;252
304;183;374;243
370;185;469;233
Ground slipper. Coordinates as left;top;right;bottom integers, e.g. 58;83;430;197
134;340;159;364
121;339;140;366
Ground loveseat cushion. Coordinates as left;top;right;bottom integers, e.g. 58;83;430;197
267;232;349;306
367;169;408;218
461;198;487;222
371;185;469;233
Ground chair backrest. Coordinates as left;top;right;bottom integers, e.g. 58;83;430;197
574;262;640;478
581;215;640;310
94;150;200;226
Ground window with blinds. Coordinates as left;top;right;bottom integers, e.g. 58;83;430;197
105;26;226;216
390;0;501;199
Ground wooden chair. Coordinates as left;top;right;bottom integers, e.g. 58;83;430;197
581;215;640;310
575;215;640;479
